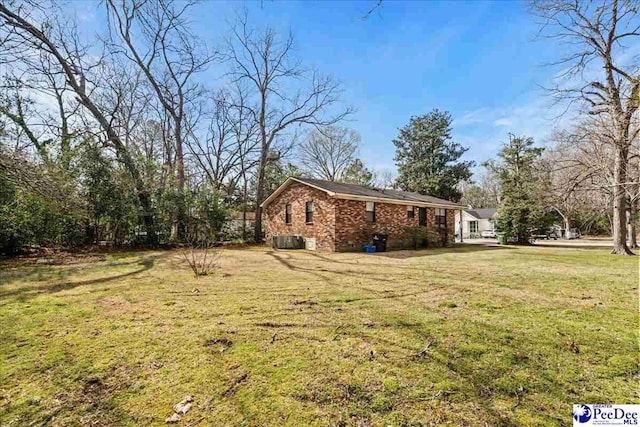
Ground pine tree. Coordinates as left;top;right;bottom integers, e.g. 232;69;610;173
485;135;548;245
393;110;473;202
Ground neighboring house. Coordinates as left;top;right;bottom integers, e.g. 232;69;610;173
261;177;462;252
455;208;497;239
223;211;256;239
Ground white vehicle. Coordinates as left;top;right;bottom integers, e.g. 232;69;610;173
481;230;497;238
566;229;581;239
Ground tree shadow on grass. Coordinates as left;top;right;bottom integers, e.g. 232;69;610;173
532;243;616;251
268;251;403;289
266;251;449;305
0;253;168;300
376;243;509;259
299;244;508;265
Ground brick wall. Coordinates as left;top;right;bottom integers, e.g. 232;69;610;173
264;183;457;252
264;182;336;251
334;199;456;251
335;199;412;251
446;208;456;242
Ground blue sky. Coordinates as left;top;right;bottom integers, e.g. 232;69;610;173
75;0;574;179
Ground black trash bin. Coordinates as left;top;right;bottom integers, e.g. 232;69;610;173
372;233;388;252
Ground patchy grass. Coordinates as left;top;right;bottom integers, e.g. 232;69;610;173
0;245;637;426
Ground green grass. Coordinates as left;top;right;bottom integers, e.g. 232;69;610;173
0;245;637;426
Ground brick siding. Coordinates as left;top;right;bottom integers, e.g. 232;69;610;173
264;182;336;251
264;183;457;252
334;199;454;251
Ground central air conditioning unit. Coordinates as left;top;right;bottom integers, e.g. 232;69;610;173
272;235;305;249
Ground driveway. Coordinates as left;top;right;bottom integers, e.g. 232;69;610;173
460;237;615;249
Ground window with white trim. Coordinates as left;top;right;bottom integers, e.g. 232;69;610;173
305;201;314;223
435;208;447;229
407;205;414;220
285;203;292;224
469;220;478;234
366;201;375;223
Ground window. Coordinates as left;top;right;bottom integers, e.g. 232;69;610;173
407;205;414;220
285;203;292;224
305;201;314;223
469;220;478;234
418;207;426;226
436;208;447;229
366;201;375;223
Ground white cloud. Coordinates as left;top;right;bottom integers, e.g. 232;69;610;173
454;108;492;126
452;94;579;177
492;118;512;127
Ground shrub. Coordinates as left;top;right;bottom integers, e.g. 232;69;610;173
182;240;221;278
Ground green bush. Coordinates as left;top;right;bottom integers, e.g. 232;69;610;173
399;226;443;249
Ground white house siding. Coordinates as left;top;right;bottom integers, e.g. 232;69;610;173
455;211;495;239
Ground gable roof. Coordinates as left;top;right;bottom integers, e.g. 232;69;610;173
261;176;463;209
465;208;497;220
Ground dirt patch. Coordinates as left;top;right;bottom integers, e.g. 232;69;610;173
100;296;133;308
204;338;233;353
98;296;143;316
291;300;318;306
222;373;249;397
82;377;105;406
255;322;297;328
37;254;106;266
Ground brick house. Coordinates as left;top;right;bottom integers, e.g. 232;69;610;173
261;177;463;252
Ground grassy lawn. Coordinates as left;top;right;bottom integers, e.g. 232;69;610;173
0;245;637;426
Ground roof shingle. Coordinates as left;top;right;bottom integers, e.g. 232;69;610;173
465;208;497;219
291;177;462;207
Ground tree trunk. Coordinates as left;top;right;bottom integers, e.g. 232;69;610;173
563;216;571;239
0;4;159;245
611;146;634;254
253;151;267;243
242;176;248;240
628;197;638;248
170;127;186;243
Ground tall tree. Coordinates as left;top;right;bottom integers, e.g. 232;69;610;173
546;123;617;238
299;126;359;181
342;158;375;187
0;1;159;244
460;185;497;209
460;170;500;208
393;110;473;202
486;135;548;245
533;0;639;255
105;0;213;242
226;14;352;242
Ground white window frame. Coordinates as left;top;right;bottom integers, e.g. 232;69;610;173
305;201;314;223
365;201;375;223
407;205;414;220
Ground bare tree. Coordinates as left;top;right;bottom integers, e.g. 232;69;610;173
0;52;81;168
542;141;603;236
0;2;159;243
0;74;49;159
375;168;396;189
299;126;360;181
226;14;353;242
105;0;214;242
532;0;640;254
627;130;640;247
187;90;258;193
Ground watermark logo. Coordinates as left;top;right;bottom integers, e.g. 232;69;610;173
573;404;639;426
574;405;592;423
